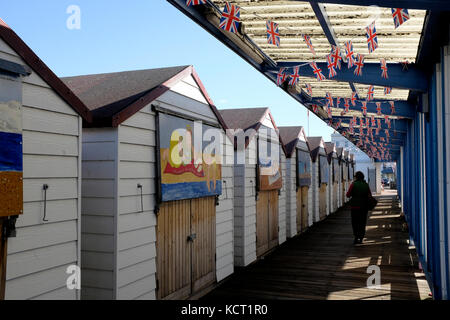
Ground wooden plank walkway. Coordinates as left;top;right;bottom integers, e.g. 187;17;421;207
204;195;431;300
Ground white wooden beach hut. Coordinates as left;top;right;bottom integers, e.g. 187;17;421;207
0;19;91;300
325;142;339;215
219;108;287;266
63;65;234;300
278;126;313;236
343;150;351;196
307;137;329;223
335;147;345;208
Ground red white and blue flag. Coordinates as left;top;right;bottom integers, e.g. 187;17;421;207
327;106;333;119
384;116;391;128
367;85;375;101
361;101;368;116
344;40;356;69
365;21;378;53
331;45;342;70
326;92;334;107
351;91;358;106
327;54;337;78
380;58;388;79
289;66;301;86
354;54;365;76
385;129;390;138
384;87;392;95
310;62;326;81
336;97;341;108
306;83;313;96
390;101;395;114
277;68;287;86
266;21;280;47
344;98;350;113
376;102;382;115
392;8;410;29
186;0;206;6
371;115;376;127
303;35;316;55
219;2;241;34
377;118;382;129
313;104;319;113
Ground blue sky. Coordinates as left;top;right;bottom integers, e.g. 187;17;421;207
1;0;335;140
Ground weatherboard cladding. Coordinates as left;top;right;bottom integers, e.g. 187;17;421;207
71;66;234;299
0;32;84;299
220;107;286;266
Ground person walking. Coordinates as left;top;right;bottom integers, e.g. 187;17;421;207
346;171;373;244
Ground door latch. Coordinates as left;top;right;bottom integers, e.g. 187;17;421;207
187;233;197;242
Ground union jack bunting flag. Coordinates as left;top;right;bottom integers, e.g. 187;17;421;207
310;62;326;81
376;127;381;135
384;116;391;128
266;20;280;47
303;35;316;55
365;21;378;53
312;104;319;113
351;91;358;106
277;68;287;86
384;87;392;95
289;66;301;86
326;54;337;78
352;116;357;127
367;85;375;101
327;106;333;119
336;97;341;108
361;101;368;117
349;126;354;134
380;137;385;142
219;2;241;34
368;127;373;137
385;129;390;138
306;83;313;96
337;120;342;128
344;40;356;68
344;98;350;113
326;92;334;107
390;101;395;114
371;116;376;127
331;45;342;70
186;0;206;6
380;58;388;79
354;54;365;76
392;8;410;29
376;102;382;115
377;118;381;128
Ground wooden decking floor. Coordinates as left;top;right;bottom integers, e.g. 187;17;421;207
204;195;431;300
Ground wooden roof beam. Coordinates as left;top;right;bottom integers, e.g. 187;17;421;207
304;0;450;11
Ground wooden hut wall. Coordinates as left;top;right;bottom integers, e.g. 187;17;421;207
81;73;234;299
1;38;83;300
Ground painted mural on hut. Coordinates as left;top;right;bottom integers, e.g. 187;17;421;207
158;113;222;202
297;149;311;187
258;134;282;191
0;77;23;217
319;155;329;184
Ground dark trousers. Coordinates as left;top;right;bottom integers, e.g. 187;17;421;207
351;208;368;239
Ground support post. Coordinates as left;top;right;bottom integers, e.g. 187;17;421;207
0;218;8;300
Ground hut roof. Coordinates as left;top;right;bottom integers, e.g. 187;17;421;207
278;126;307;158
0;18;91;122
62;65;226;128
307;136;324;162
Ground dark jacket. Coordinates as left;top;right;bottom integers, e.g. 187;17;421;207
346;180;371;209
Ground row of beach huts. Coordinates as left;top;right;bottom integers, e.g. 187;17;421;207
0;21;354;300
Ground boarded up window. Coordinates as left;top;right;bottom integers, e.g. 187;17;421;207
0;75;23;217
297;149;311;187
319;155;329;184
157;113;222;202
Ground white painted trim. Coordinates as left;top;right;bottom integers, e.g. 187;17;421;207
77;117;82;301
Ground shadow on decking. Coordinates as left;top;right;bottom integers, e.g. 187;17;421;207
203;195;431;300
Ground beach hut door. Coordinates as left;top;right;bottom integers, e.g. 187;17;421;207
256;190;279;257
156;197;216;300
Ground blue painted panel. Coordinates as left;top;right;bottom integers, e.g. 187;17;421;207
0;128;22;172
